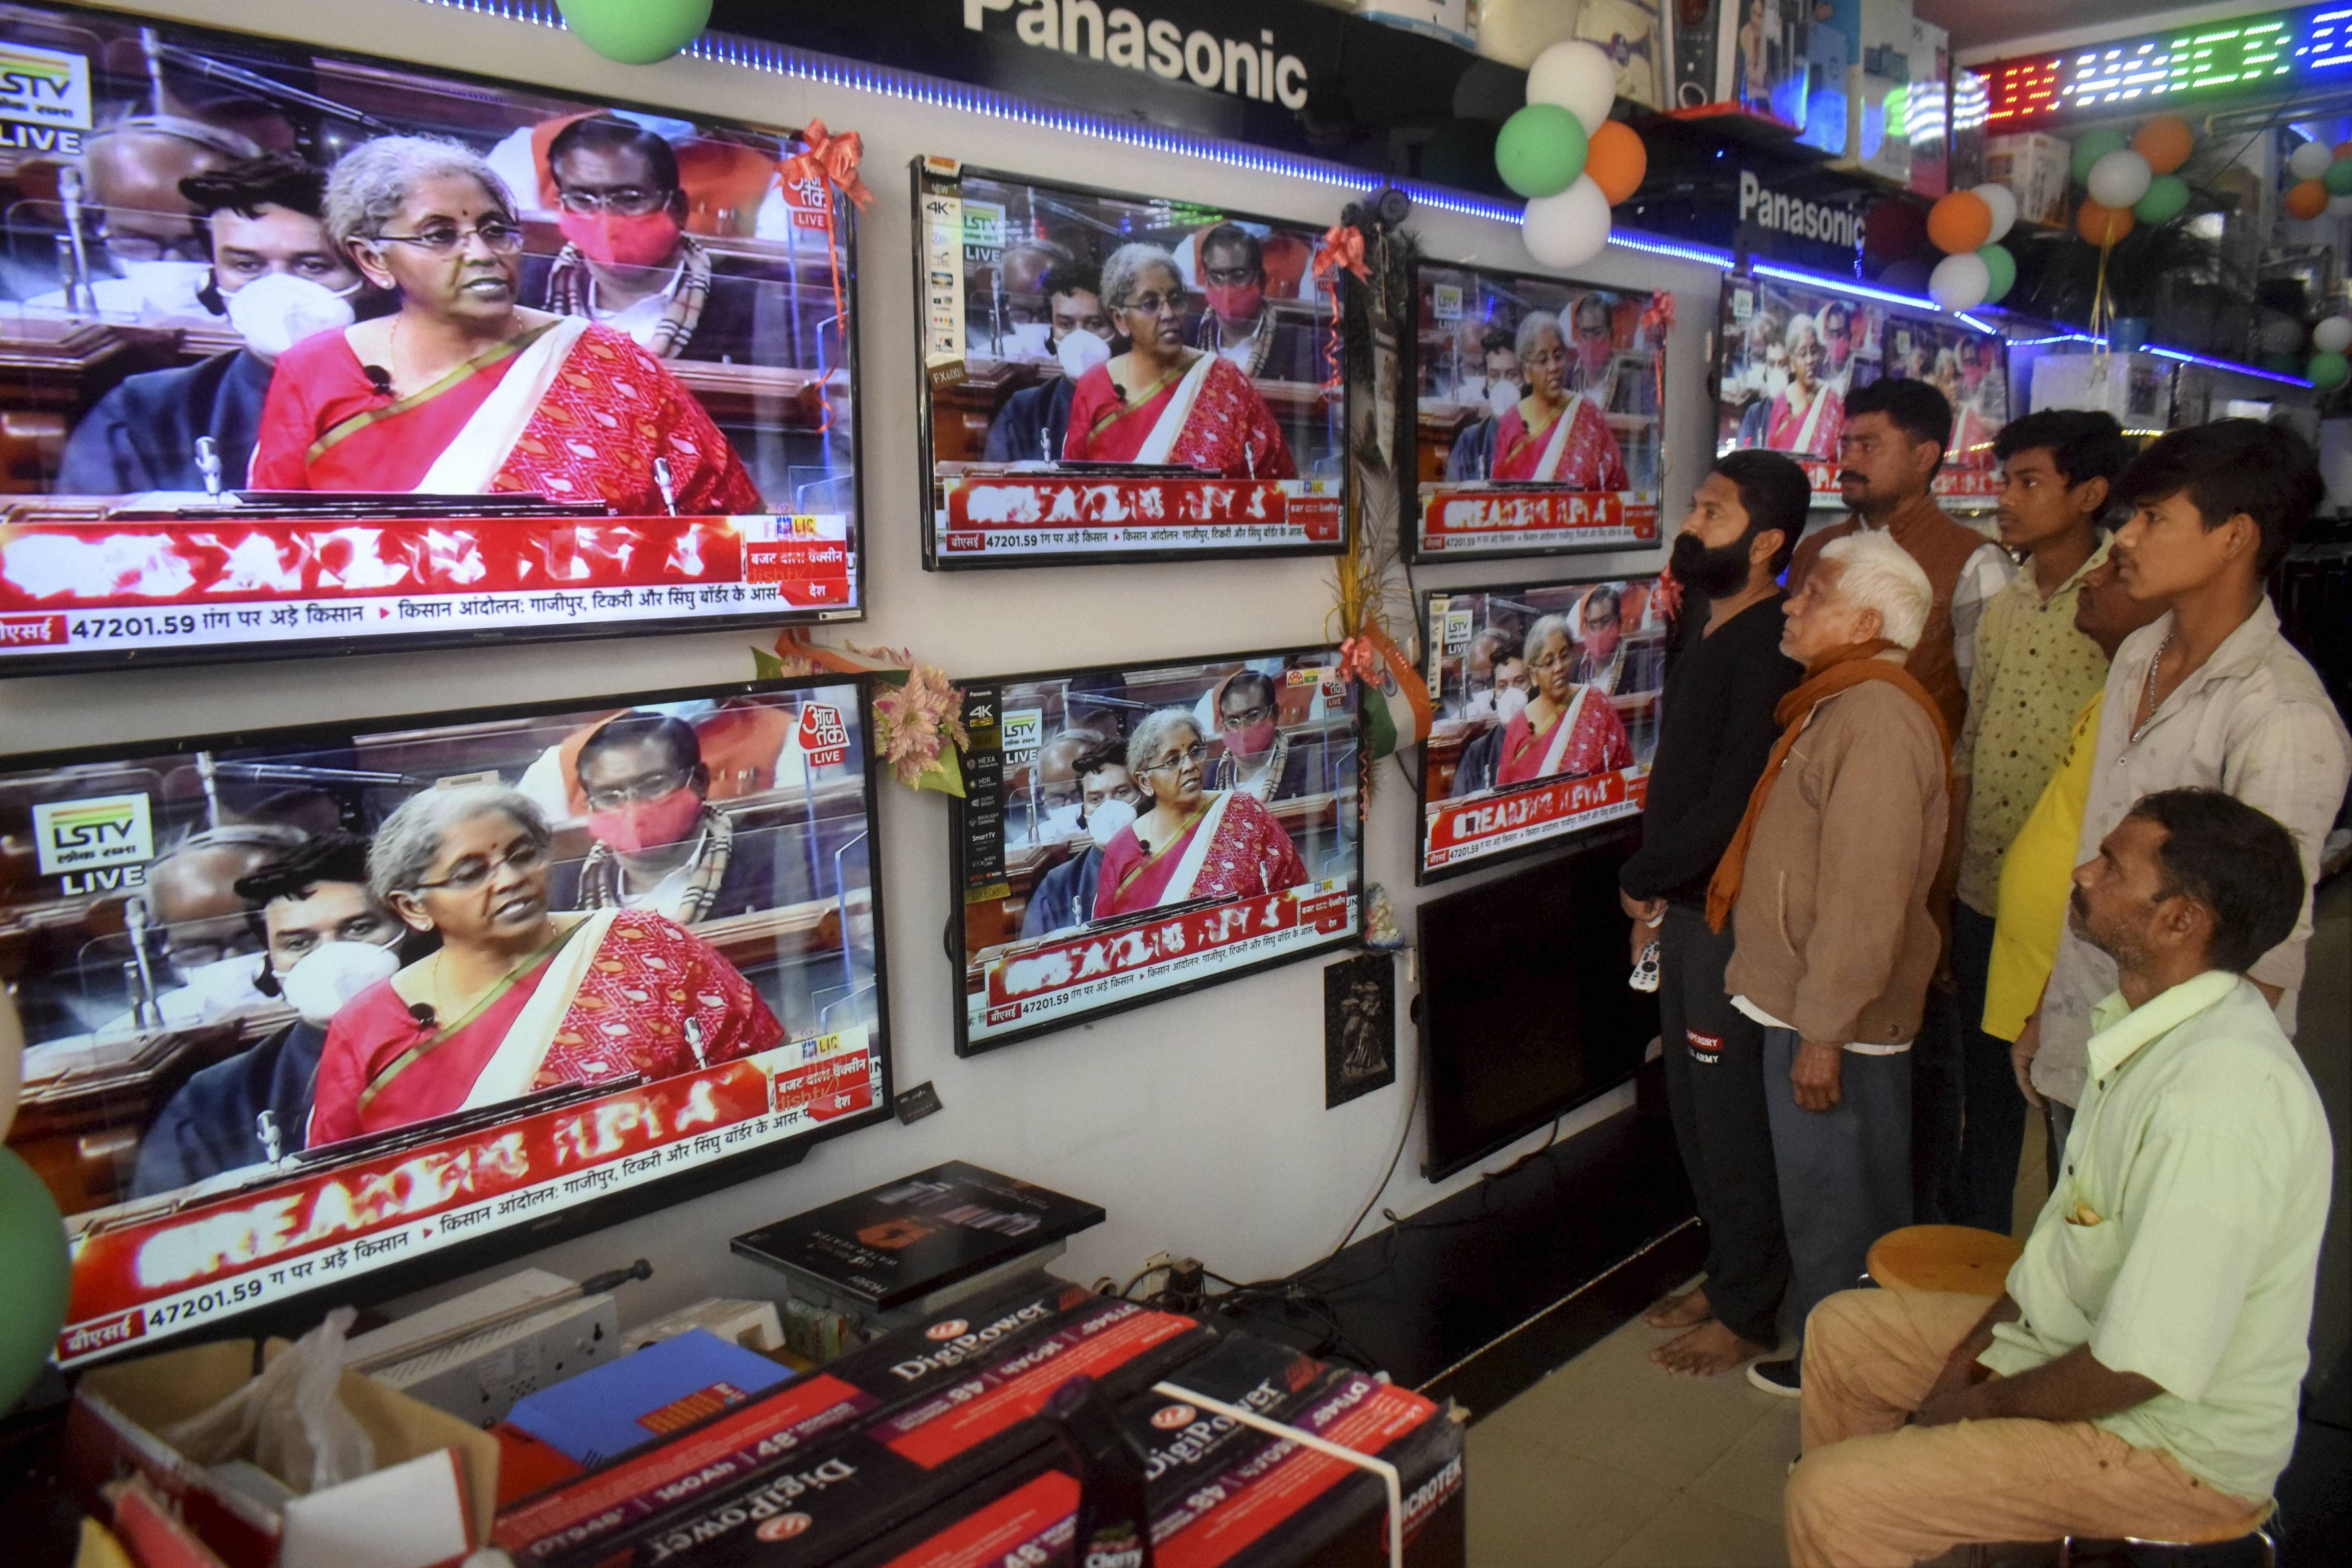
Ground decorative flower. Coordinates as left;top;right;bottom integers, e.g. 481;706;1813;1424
870;659;969;792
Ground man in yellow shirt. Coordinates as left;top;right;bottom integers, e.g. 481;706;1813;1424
1785;788;2329;1567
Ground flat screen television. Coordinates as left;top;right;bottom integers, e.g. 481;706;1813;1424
1415;573;1669;882
1418;831;1656;1181
0;0;864;676
1712;274;2008;512
1406;260;1666;563
949;646;1362;1054
4;675;890;1369
911;158;1349;568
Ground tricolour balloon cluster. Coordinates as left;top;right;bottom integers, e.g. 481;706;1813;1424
2069;115;2196;245
2308;312;2352;388
2284;134;2352;221
1495;41;1646;270
1923;183;2018;313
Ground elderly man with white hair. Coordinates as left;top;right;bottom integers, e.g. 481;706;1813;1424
1704;529;1953;1396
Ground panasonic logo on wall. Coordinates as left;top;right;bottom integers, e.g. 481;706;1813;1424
1737;171;1862;249
965;0;1311;109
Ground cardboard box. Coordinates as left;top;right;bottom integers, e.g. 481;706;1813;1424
1846;0;1914;183
64;1338;499;1568
1987;132;2072;228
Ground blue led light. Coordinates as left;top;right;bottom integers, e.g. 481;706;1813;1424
409;0;2314;391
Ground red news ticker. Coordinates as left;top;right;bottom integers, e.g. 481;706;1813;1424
944;476;1340;541
59;1056;788;1339
983;886;1351;1009
1427;768;1648;856
1420;489;1655;541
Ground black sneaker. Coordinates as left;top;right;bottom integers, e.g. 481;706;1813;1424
1748;1357;1802;1397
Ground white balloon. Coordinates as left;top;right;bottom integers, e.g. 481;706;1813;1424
1522;177;1613;269
2313;316;2352;353
2261;317;2307;355
1970;182;2018;244
2330;194;2352;219
2085;148;2154;209
1929;251;1992;313
1526;40;1617;132
2288;139;2336;181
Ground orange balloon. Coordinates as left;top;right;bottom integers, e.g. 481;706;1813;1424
1584;120;1647;206
2132;115;2194;175
2286;179;2331;220
1927;190;1993;254
2076;198;2137;243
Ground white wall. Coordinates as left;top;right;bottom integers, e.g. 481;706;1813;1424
6;0;1724;1328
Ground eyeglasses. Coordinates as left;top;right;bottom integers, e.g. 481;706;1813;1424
583;768;694;812
411;840;546;893
1530;649;1577;672
1141;741;1208;775
1220;703;1274;731
1202;263;1261;288
1122;290;1187;318
556;187;672;218
370;219;526;255
1521;348;1568;369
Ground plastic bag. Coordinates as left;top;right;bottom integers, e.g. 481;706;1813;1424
161;1307;376;1494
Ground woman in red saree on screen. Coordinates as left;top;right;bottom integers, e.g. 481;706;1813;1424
1491;612;1635;789
1092;709;1308;919
307;785;781;1145
1488;308;1629;489
1059;243;1296;480
1762;312;1843;459
248;135;760;514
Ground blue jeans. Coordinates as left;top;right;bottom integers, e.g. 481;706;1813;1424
1764;1028;1914;1348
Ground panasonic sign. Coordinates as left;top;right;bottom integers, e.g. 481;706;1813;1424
1737;171;1863;250
964;0;1311;109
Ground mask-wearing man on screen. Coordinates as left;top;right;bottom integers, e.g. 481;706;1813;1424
1819;299;1854;382
572;712;740;926
1021;739;1139;939
1571;292;1617;402
129;834;406;1199
983;262;1114;465
535;115;757;364
1211;669;1305;802
1193;221;1317;383
56;154;369;495
114;824;314;1037
1574;584;1628;693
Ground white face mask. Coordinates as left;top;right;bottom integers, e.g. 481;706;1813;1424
1057;325;1113;381
1083;798;1137;845
275;939;401;1027
225;271;358;363
1495;686;1531;725
1487;378;1520;419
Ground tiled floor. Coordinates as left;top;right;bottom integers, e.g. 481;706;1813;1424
1466;1118;2055;1568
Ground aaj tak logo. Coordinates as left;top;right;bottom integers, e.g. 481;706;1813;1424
964;0;1311;108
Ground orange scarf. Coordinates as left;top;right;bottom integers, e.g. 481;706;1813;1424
1705;640;1953;932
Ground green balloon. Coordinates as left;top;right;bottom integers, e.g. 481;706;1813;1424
2307;350;2350;388
1495;103;1589;199
2325;159;2352;196
2133;173;2191;224
0;1150;69;1410
557;0;711;65
1978;243;2016;304
2070;127;2131;184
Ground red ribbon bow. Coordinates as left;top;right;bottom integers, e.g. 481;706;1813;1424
1639;292;1677;339
785;119;874;211
1314;222;1370;282
1336;635;1386;686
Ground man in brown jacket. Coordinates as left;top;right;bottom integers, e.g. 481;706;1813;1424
1708;530;1951;1397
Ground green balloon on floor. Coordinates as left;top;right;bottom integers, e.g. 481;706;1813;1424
0;1149;70;1411
1495;103;1588;199
557;0;712;65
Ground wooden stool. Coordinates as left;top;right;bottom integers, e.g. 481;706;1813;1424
2058;1503;2277;1566
1864;1225;2023;1296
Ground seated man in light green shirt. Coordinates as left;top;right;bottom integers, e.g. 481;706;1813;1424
1784;786;2330;1568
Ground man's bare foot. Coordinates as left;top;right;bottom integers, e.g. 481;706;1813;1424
1650;1320;1772;1377
1642;1284;1712;1330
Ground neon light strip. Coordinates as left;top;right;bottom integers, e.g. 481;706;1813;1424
404;0;2309;389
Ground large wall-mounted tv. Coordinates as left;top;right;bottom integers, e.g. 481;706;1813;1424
1406;260;1666;563
912;159;1349;569
1419;832;1655;1182
950;647;1362;1054
5;675;891;1369
0;0;864;676
1416;573;1669;882
1712;274;2009;511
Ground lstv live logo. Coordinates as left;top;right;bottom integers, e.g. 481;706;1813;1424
0;42;94;154
33;793;154;890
